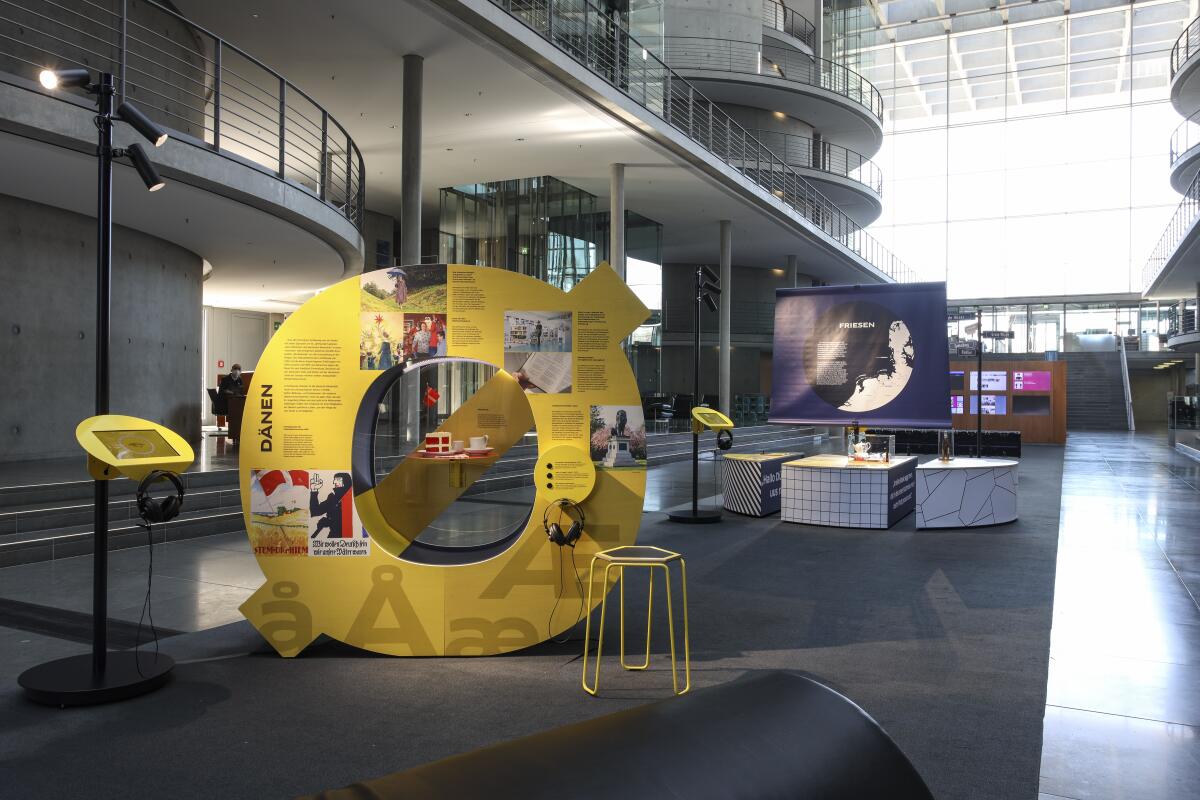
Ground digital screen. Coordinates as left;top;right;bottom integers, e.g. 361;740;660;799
93;429;178;460
949;370;964;388
1013;395;1051;416
969;395;1008;415
969;371;1008;391
1012;370;1051;392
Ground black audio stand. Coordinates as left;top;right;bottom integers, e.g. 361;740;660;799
17;73;173;706
669;266;722;524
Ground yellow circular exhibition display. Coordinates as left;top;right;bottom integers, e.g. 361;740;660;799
238;263;649;657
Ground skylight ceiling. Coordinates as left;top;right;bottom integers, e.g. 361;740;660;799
840;0;1191;122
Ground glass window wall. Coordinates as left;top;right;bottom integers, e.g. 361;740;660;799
831;0;1191;298
946;299;1157;352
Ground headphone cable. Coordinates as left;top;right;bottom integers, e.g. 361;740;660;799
134;518;160;678
547;503;576;644
548;511;590;647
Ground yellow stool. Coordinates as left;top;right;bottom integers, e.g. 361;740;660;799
581;545;690;696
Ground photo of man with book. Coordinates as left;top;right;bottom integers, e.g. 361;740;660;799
503;310;572;393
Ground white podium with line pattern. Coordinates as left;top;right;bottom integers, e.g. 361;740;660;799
915;458;1018;529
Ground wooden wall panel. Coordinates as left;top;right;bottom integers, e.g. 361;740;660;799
948;360;1066;445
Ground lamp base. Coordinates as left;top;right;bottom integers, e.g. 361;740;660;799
18;651;173;707
667;509;723;524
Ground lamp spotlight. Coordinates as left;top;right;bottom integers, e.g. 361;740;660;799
702;293;718;313
702;281;722;295
125;144;165;192
117;102;168;147
39;67;91;90
700;265;719;284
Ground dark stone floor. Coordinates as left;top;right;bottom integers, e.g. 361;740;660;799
1;432;1197;799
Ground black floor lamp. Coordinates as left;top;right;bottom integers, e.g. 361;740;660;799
17;69;170;706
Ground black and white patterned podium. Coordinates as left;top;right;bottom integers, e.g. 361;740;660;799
915;458;1018;528
781;455;917;529
722;453;799;516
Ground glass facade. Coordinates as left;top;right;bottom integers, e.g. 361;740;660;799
826;0;1193;298
437;176;662;293
946;298;1172;352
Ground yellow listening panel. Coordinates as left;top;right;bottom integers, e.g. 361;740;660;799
238;263;649;657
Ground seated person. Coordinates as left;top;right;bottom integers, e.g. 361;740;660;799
219;364;246;397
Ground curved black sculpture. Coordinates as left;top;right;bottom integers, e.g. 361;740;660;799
303;671;934;799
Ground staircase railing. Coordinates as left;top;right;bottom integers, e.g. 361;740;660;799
1118;335;1135;432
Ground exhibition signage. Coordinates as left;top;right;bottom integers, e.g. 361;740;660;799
946;312;975;322
982;330;1015;340
238;263;649;657
770;282;953;428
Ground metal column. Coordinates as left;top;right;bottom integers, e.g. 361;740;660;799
610;163;625;280
786;254;800;287
719;220;732;416
401;54;423;265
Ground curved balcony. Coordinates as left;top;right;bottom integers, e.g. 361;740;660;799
1164;300;1199;352
1170;110;1200;192
664;37;884;155
761;0;816;52
0;0;364;305
1169;16;1200;114
748;130;882;225
487;0;913;283
0;0;364;228
1142;168;1200;298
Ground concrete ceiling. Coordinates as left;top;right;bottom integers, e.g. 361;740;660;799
0;129;344;312
174;0;884;273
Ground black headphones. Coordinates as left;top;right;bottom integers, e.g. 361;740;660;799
716;429;734;451
543;499;585;547
136;470;185;524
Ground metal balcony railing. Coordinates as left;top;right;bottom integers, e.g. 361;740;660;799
761;0;816;50
1142;168;1200;292
1165;298;1198;338
749;130;882;196
1170;109;1200;167
1171;15;1200;78
489;0;912;282
0;0;364;229
664;37;884;122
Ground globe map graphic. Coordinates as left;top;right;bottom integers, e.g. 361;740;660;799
801;300;915;413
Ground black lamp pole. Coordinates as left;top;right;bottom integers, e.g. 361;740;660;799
692;267;701;516
93;71;114;677
668;266;722;524
18;70;173;706
976;308;983;458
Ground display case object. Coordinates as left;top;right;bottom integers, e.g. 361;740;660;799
848;432;894;464
938;429;954;462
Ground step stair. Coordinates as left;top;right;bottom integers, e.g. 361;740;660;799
0;424;820;566
1063;351;1128;431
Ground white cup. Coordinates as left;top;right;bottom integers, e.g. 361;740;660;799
452;440;464;452
469;434;489;450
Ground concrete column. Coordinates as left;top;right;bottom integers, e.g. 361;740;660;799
786;254;800;287
610;163;625;280
719;220;732;415
401;54;423;266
